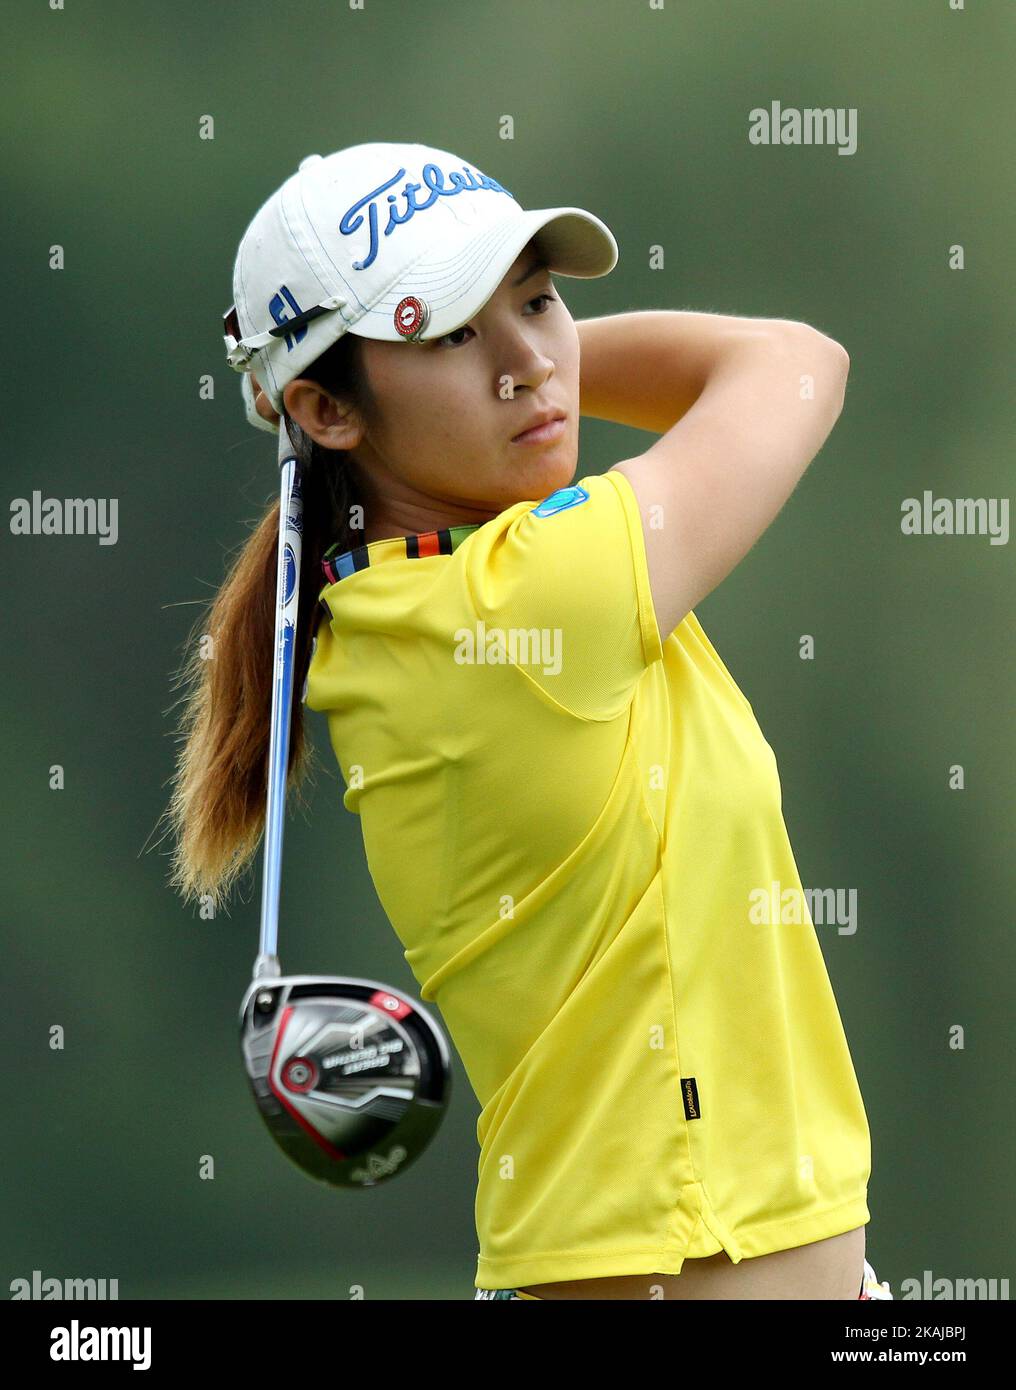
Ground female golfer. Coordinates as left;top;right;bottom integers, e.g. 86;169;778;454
168;142;891;1300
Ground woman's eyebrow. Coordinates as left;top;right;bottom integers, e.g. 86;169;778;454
511;258;550;288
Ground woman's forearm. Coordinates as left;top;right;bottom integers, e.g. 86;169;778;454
576;309;821;436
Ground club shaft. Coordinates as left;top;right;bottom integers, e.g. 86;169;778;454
256;420;302;975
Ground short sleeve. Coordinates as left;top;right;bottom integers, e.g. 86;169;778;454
460;470;664;720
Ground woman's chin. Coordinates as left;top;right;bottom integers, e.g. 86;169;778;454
507;455;577;503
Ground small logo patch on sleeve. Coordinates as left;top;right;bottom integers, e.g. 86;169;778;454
532;484;590;517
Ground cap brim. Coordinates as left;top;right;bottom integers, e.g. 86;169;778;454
348;206;618;343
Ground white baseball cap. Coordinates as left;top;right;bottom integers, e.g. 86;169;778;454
223;141;619;434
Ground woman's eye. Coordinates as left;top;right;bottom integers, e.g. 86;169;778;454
434;293;557;348
437;326;472;348
527;292;557;314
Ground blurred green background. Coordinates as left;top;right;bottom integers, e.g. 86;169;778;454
3;0;1012;1301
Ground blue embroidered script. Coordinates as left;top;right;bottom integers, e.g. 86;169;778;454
339;163;514;271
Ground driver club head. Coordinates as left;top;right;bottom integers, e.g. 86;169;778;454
239;974;452;1188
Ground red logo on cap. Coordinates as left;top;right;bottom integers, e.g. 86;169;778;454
394;296;429;340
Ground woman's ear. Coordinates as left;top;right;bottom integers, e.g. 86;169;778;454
282;378;365;452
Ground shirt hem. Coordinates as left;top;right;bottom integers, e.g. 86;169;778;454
474;1192;871;1290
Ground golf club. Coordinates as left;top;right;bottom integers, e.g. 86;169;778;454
237;412;452;1189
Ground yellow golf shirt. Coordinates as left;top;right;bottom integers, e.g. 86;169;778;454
305;468;872;1290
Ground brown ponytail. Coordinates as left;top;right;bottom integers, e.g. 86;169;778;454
161;331;375;913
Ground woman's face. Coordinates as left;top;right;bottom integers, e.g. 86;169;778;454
286;239;581;537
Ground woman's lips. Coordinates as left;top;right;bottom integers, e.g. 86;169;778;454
511;416;566;445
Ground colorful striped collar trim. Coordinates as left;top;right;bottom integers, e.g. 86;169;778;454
321;523;480;585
